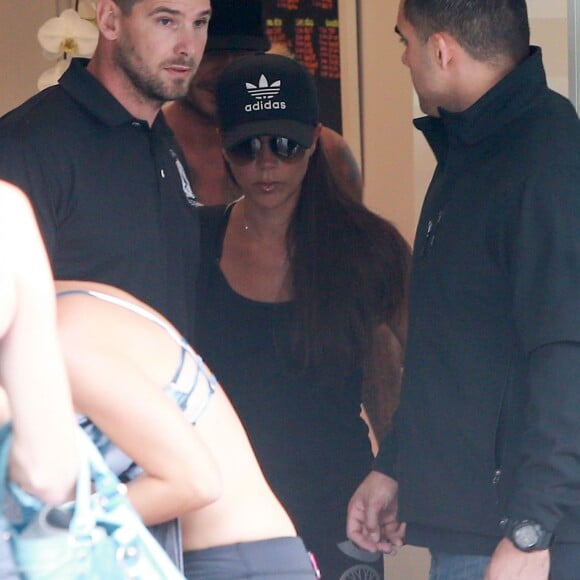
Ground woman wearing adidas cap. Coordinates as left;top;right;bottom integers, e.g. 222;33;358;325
194;54;411;579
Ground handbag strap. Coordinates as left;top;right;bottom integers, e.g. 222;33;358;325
0;424;146;540
0;423;97;539
68;429;95;538
45;428;130;539
0;422;14;507
0;422;12;530
0;423;96;535
78;429;126;513
1;424;185;578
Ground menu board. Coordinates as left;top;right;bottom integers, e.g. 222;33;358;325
262;0;342;134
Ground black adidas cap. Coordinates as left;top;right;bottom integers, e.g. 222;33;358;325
216;54;320;149
206;0;271;52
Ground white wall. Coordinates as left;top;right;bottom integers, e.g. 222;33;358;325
0;1;59;115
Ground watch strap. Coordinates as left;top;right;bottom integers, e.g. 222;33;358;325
501;518;553;552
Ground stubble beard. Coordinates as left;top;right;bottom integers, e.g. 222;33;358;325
114;40;197;104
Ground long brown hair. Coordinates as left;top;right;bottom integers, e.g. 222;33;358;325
287;146;410;375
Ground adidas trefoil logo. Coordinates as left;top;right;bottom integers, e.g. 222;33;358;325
244;74;287;112
246;74;281;99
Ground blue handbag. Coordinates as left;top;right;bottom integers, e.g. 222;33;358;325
0;424;185;579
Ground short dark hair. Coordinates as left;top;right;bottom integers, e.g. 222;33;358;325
112;0;141;15
206;0;270;52
403;0;530;63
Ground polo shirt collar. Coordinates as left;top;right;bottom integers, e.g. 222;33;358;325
59;57;166;129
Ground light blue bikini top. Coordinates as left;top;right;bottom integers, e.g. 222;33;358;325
57;289;218;481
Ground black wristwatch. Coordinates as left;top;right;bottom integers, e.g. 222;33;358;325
501;518;553;552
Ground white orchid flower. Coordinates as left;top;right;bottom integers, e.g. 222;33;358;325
37;8;98;60
77;0;97;21
37;60;72;92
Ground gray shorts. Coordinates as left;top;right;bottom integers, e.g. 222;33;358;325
183;536;319;579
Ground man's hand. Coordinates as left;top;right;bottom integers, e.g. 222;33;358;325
485;538;549;580
346;470;406;555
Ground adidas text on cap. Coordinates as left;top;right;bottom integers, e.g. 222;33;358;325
216;54;320;149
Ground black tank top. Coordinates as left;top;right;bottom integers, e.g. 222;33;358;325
194;204;373;516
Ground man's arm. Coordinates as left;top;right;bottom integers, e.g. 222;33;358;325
491;340;580;580
362;322;404;443
505;342;580;529
319;125;364;201
502;145;580;531
492;134;580;575
0;112;66;259
485;538;549;580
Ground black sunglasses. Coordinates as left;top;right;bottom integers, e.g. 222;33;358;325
226;136;307;165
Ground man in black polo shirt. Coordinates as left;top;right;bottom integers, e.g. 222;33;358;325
0;0;211;340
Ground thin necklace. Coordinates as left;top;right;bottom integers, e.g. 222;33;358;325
240;197;250;232
233;199;292;301
238;200;290;269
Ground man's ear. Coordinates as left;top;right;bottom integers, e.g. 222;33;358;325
95;0;121;40
430;32;456;70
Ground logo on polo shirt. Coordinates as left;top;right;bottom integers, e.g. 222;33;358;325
169;149;200;207
244;74;286;112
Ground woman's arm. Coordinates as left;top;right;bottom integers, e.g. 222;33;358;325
0;181;78;504
56;287;223;525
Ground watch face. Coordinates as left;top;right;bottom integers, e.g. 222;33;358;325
513;523;540;549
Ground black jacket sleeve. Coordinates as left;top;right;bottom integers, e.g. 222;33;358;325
503;142;580;532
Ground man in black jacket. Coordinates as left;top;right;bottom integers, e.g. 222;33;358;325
346;1;580;579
